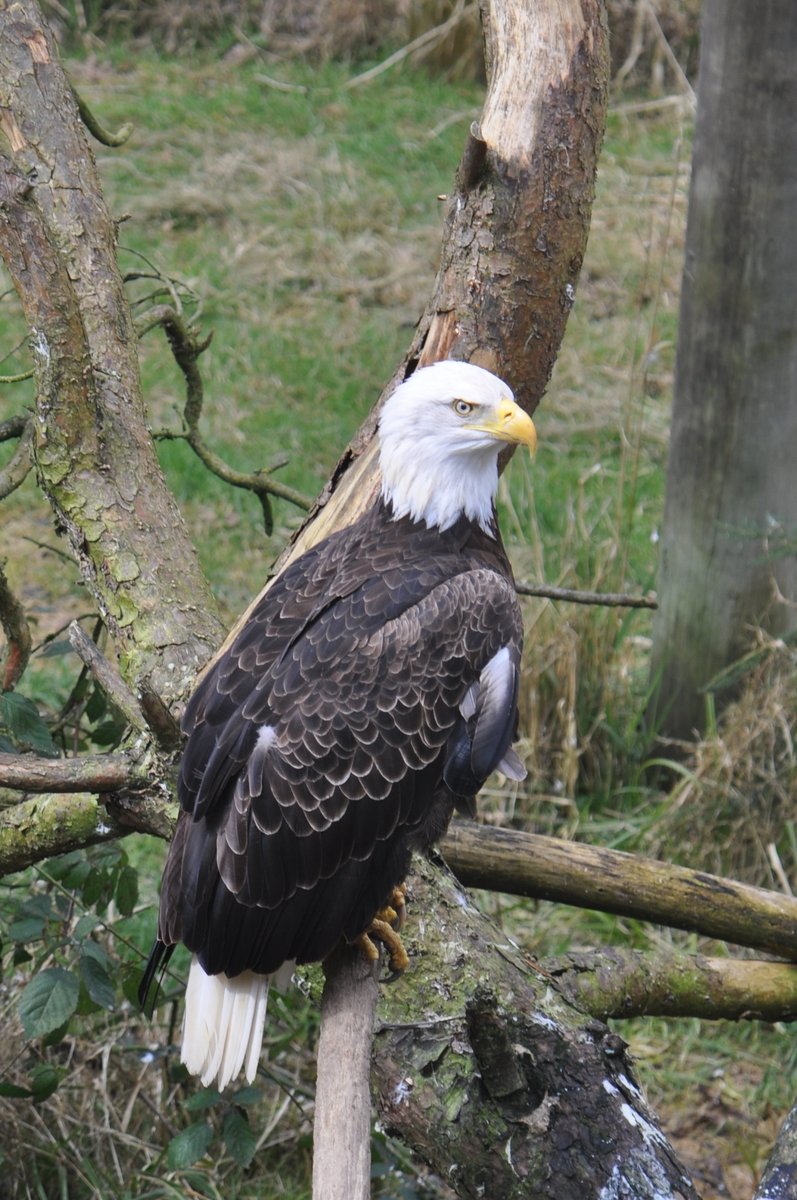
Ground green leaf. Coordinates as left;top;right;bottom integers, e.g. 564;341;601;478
79;938;110;968
85;685;108;724
79;951;115;1010
114;864;139;916
0;693;59;757
0;1080;32;1099
81;869;112;910
22;895;53;919
120;964;144;1008
42;1019;71;1047
72;914;101;941
30;1064;63;1104
38;639;75;658
19;968;79;1039
91;718;125;747
167;1121;214;1170
7;917;45;943
231;1085;262;1106
183;1088;221;1112
44;850;85;879
223;1110;257;1168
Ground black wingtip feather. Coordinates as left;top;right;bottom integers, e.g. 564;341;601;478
138;940;175;1014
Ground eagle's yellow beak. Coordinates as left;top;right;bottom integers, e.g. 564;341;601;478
472;396;537;454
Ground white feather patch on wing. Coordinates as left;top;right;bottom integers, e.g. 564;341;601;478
181;956;293;1090
496;745;527;781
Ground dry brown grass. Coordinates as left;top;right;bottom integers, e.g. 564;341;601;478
649;634;797;887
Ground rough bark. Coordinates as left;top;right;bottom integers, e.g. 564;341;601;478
374;856;697;1200
0;751;138;793
756;1101;797;1200
0;2;225;704
649;0;797;738
441;821;797;960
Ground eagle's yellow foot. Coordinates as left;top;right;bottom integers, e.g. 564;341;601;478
356;886;411;976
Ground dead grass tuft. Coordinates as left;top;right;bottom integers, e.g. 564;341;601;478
649;633;797;887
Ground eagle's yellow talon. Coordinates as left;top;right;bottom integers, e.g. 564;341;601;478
354;883;411;974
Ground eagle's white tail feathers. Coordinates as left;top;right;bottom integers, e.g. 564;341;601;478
182;957;288;1090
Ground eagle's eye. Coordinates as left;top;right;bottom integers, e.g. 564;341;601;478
452;398;475;417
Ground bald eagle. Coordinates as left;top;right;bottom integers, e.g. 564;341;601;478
141;360;536;1089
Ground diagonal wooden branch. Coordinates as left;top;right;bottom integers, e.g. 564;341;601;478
441;820;797;960
0;416;33;500
516;579;659;608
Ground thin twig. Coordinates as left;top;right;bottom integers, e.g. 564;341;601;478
343;0;473;90
140;304;312;525
0;367;33;383
0;557;32;690
0;415;33;499
71;83;133;146
641;0;696;106
67;621;147;732
515;579;658;608
0;413;28;440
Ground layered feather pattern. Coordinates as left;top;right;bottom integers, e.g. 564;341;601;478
141;361;532;1090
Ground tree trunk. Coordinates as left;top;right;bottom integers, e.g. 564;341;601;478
649;0;797;739
0;4;225;704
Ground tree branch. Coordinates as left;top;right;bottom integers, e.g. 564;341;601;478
516;580;658;609
0;790;120;872
0;751;140;793
756;1100;797;1199
372;854;698;1198
141;303;312;528
544;947;797;1022
441;820;797;960
0;416;33;500
67;621;148;733
70;82;133;146
0;558;32;691
0;7;226;703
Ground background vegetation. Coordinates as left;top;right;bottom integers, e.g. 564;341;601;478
1;10;794;1198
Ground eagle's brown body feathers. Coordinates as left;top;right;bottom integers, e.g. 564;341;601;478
140;361;535;1089
145;500;521;987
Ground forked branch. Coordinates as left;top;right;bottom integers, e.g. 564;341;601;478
140;304;312;530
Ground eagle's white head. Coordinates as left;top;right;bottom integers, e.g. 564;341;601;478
378;360;537;534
